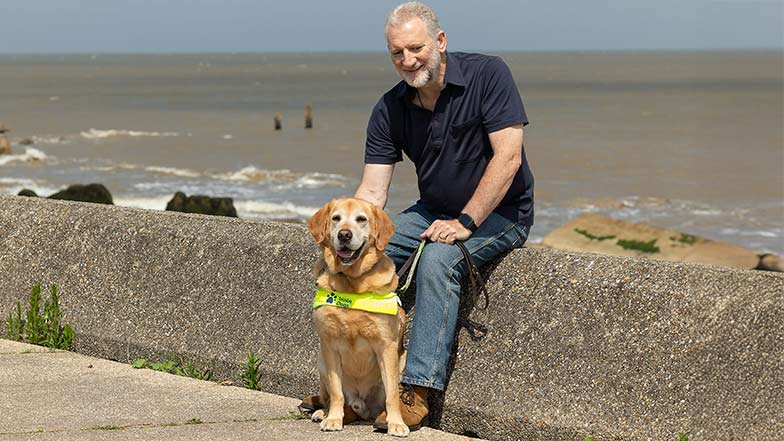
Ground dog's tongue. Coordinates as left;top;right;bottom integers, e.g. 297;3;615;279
336;249;355;258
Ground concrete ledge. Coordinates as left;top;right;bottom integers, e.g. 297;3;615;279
1;195;782;440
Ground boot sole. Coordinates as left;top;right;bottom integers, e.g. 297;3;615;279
298;401;323;414
373;415;429;433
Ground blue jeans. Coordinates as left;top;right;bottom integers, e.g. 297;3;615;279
386;203;530;391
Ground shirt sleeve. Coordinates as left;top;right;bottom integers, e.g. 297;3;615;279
365;97;403;164
479;56;529;133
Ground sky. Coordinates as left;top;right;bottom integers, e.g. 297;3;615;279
0;0;782;53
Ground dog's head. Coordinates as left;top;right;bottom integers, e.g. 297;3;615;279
307;198;394;270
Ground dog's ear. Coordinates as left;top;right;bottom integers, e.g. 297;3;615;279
371;204;395;251
308;200;334;245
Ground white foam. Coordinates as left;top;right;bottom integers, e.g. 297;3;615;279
693;209;722;216
0;177;38;186
0;182;61;197
0;147;48;166
235;200;318;219
22;135;71;145
213;166;297;183
290;173;350;189
114;195;173;211
80;163;139;172
145;166;201;178
80;129;179;139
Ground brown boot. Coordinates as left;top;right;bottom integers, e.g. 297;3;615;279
302;395;361;425
373;383;430;432
298;394;324;414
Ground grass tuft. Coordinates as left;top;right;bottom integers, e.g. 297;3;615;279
131;358;212;381
5;283;74;350
240;351;262;391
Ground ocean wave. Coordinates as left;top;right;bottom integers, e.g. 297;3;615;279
563;196;671;210
80;128;179;139
10;135;71;145
0;177;38;186
0;147;48;166
0;181;62;197
145;166;201;178
287;173;351;189
80;163;139;172
213;166;300;183
113;196;174;211
235;200;318;219
111;195;317;220
212;166;350;189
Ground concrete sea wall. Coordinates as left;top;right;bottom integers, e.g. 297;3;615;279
0;195;781;440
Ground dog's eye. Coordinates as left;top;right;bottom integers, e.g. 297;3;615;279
356;216;367;223
331;215;341;222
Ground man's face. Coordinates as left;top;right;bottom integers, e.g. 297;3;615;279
386;17;442;88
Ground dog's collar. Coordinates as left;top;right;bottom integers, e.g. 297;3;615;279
313;287;401;315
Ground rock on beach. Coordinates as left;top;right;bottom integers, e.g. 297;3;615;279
542;213;764;270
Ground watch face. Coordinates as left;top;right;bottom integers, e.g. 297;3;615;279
459;213;476;231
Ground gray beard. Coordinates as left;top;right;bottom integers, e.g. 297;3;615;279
405;50;441;88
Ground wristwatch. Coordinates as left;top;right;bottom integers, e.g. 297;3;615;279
458;213;478;233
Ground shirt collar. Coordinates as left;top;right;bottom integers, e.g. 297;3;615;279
395;51;466;100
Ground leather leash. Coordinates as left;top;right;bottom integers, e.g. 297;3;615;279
396;239;490;341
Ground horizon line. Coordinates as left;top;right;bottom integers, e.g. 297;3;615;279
0;47;781;56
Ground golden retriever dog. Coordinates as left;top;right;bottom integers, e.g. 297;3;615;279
307;198;409;437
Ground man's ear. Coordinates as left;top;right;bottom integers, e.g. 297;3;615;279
307;200;334;244
437;30;447;53
372;204;395;251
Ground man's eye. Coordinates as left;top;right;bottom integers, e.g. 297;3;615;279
331;215;341;222
356;216;368;223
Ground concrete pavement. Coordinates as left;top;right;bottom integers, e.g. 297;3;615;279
0;339;479;441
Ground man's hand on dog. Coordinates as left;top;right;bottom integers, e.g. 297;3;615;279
420;219;472;244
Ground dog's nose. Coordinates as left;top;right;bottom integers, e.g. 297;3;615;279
338;229;352;243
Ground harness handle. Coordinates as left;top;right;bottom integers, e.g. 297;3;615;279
397;239;426;293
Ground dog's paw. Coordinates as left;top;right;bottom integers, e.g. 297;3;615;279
311;409;325;423
320;416;344;432
387;421;410;437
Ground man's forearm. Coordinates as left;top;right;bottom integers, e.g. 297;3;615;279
354;164;395;209
354;185;388;209
461;152;521;225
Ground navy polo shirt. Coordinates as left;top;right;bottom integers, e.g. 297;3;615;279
365;51;534;226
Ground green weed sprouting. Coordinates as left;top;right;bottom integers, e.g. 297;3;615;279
131;358;212;381
5;302;23;341
5;283;74;350
240;351;262;391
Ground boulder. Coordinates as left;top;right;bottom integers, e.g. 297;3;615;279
758;254;784;272
18;138;34;145
165;191;238;217
542;213;760;269
17;189;38;197
48;183;114;205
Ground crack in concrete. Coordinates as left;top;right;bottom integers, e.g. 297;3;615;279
0;417;280;436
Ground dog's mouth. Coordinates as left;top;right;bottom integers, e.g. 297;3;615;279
335;242;366;265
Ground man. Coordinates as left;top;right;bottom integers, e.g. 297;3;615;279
302;1;534;431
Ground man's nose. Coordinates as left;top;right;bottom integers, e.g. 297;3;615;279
338;229;352;243
402;50;417;67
